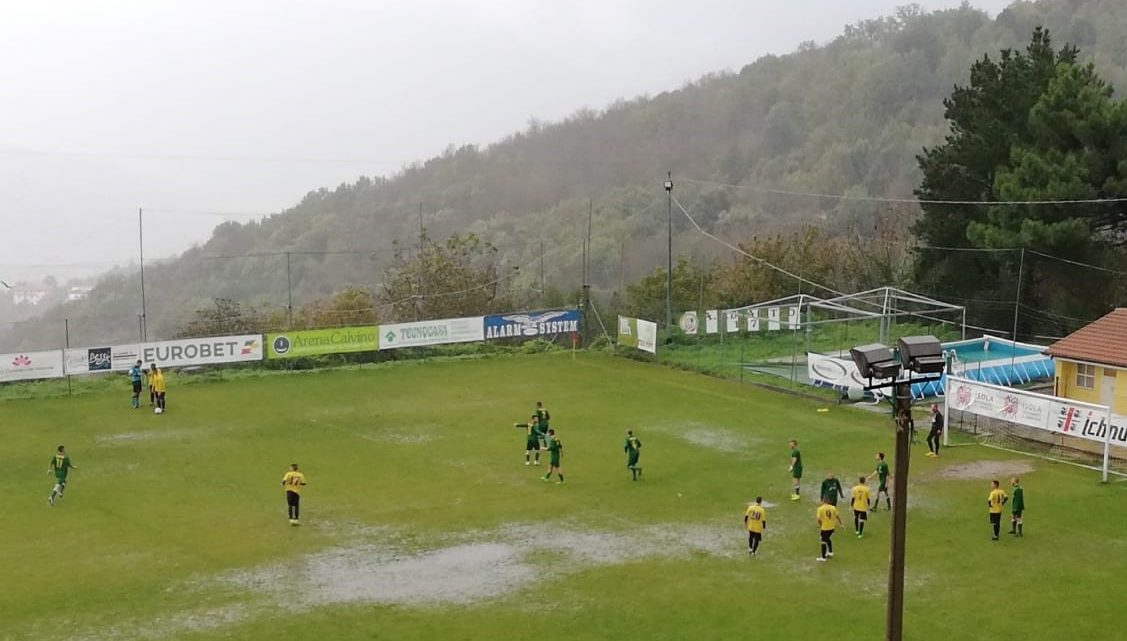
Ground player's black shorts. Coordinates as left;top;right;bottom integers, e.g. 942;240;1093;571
132;381;142;394
854;509;867;521
877;481;888;492
748;531;762;543
286;491;300;507
1011;510;1023;518
526;438;540;451
989;513;1001;525
820;530;834;542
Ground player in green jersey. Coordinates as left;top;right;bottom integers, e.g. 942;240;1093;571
788;439;803;500
624;430;642;480
541;429;564;484
820;471;844;506
47;445;76;506
867;452;892;510
535;402;551;448
1009;477;1025;537
514;414;543;466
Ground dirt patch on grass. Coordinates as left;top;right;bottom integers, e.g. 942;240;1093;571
935;460;1035;481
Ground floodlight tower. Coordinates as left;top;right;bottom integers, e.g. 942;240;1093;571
850;336;944;641
664;173;674;328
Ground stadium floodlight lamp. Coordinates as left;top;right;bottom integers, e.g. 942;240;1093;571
850;343;900;381
897;335;945;375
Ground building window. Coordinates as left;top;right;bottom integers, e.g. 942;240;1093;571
1076;363;1096;390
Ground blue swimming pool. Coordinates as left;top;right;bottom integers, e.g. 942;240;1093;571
944;336;1043;363
806;336;1056;400
910;336;1055;397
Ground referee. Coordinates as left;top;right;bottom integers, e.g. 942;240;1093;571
926;404;943;457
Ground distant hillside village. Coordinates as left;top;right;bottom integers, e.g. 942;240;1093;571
2;280;91;306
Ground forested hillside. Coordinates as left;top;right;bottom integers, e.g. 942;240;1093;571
5;0;1127;350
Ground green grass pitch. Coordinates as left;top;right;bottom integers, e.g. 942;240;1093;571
2;352;1123;641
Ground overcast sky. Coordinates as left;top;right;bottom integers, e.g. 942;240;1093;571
0;0;1012;283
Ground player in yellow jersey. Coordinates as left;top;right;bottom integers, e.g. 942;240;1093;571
282;463;307;526
149;364;167;413
987;479;1008;540
850;476;871;538
815;497;843;561
743;497;767;556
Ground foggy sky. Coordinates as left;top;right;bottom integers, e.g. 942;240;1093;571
0;0;1012;284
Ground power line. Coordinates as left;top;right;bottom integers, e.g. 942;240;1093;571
917;245;1127;276
672;194;843;298
143;209;276;218
0;146;408;167
680;176;1127;206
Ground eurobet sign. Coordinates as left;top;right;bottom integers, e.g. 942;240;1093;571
142;335;263;367
266;327;378;359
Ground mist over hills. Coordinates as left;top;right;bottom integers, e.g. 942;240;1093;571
4;0;1126;350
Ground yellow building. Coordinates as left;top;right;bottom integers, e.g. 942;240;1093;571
1045;308;1127;414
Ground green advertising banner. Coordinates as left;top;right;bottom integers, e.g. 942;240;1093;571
266;326;379;359
617;316;639;348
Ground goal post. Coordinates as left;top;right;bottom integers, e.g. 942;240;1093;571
944;374;1125;482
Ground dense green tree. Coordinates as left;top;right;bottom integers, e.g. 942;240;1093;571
379;233;512;321
916;27;1127;337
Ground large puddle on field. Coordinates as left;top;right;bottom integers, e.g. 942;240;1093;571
63;520;737;640
650;421;757;453
218;521;738;608
221;541;535;607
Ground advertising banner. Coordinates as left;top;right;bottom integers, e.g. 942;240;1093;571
485;309;580;341
788;305;801;330
704;310;719;334
767;307;780;331
807;352;891;392
617;316;638;348
679;311;698;335
947;377;1127;446
636;319;658;354
380;317;484;350
141;335;263;368
266;326;378;359
725;311;740;333
64;344;140;375
747;309;759;332
0;350;64;382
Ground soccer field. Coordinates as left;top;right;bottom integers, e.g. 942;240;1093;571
3;352;1123;641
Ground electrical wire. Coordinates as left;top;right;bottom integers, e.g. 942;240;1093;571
679;176;1127;206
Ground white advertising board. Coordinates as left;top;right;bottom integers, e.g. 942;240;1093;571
0;350;64;382
637;319;658;354
141;335;263;368
64;344;140;375
380;317;485;350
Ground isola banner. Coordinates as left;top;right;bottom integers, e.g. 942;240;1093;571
266;326;379;359
484;309;580;340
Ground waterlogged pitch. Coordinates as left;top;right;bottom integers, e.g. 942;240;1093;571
2;353;1124;641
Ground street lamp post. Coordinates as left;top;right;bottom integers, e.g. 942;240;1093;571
664;173;673;328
